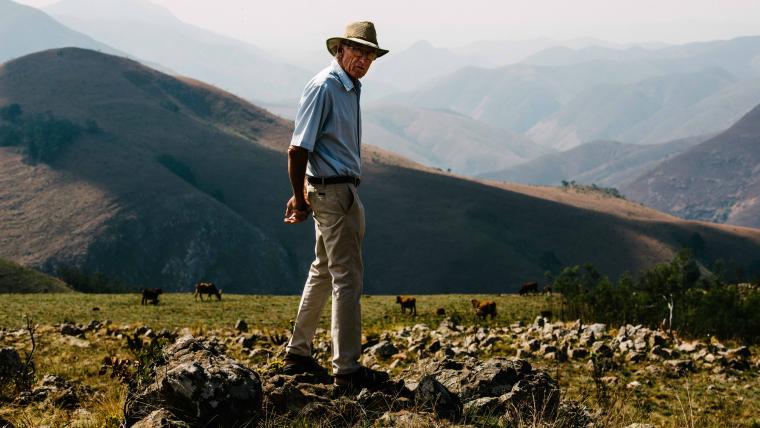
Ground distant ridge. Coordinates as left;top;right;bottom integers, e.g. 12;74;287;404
624;103;760;229
2;48;760;294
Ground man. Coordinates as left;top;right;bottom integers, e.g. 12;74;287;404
282;21;389;390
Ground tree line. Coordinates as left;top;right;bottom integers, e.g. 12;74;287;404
552;250;760;343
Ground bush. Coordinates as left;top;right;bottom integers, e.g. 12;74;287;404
0;105;100;162
55;265;132;293
553;250;760;343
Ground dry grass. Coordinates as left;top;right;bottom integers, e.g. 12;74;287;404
0;293;758;427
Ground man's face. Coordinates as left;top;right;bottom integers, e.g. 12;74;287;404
338;42;377;80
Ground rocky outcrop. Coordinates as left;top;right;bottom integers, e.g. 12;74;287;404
124;336;262;427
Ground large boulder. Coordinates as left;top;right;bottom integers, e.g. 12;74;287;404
414;375;462;420
426;357;532;401
124;336;262;427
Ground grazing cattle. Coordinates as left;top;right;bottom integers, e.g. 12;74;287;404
436;307;446;316
141;288;163;305
543;285;553;295
519;281;539;296
194;281;222;301
471;299;497;320
396;296;417;315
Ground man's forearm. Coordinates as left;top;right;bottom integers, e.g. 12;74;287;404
288;146;309;206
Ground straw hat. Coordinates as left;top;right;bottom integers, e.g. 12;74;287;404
326;21;389;58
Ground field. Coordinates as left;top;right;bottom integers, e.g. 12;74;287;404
0;293;758;427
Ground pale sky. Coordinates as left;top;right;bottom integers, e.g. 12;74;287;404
16;0;760;53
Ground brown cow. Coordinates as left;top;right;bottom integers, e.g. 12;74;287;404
519;281;539;296
471;299;497;320
194;281;222;301
141;288;163;305
396;296;417;315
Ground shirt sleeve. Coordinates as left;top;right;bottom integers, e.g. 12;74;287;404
290;82;330;152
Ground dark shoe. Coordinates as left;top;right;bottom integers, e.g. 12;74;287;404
334;366;390;390
283;353;328;376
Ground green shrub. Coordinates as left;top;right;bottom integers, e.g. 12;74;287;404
554;250;760;342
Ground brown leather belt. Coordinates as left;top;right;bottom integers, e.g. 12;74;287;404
307;176;361;186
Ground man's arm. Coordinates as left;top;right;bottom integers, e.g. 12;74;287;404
284;145;310;224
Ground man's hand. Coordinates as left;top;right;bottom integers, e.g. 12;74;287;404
284;195;311;224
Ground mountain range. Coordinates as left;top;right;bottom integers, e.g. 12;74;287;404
623;104;760;229
3;49;760;293
480;134;712;188
44;0;311;104
0;0;118;62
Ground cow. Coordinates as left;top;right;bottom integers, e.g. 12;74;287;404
194;281;222;301
141;288;163;305
471;299;497;320
519;281;539;296
396;296;417;316
543;285;553;295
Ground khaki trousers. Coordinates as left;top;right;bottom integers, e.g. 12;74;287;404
286;182;365;375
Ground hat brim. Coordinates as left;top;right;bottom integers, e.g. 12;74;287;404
326;37;389;58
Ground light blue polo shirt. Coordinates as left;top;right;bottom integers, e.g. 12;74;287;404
290;60;362;178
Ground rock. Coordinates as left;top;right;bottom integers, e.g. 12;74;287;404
627;381;642;389
515;349;533;359
567;348;589;360
591;342;613;357
501;371;560;423
234;319;248;333
619;339;634;353
374;410;438;427
526;339;540;352
578;332;595;347
427;340;442;353
298;397;363;426
16;375;87;410
0;347;22;382
60;323;84;338
124;336;262;426
463;396;505;417
555;400;592;428
585;323;606;336
132;409;191;428
427;357;532;401
625;424;656;428
414;375;462;420
539;344;558;356
533;316;545;328
0;416;14;428
677;341;699;353
368;341;398;360
664;359;695;376
725;347;751;370
625;351;644;363
357;389;409;416
649;332;668;348
634;338;648;352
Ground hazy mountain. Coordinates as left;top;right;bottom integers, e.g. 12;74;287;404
380;60;663;133
364;40;479;92
0;0;118;62
363;105;551;175
387;36;760;149
2;49;760;294
481;134;710;188
526;68;741;149
524;35;760;78
45;0;310;103
623;103;760;229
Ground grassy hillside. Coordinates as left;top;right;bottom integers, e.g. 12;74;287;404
0;258;70;293
2;48;760;295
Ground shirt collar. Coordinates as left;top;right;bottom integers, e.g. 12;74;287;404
331;59;361;92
